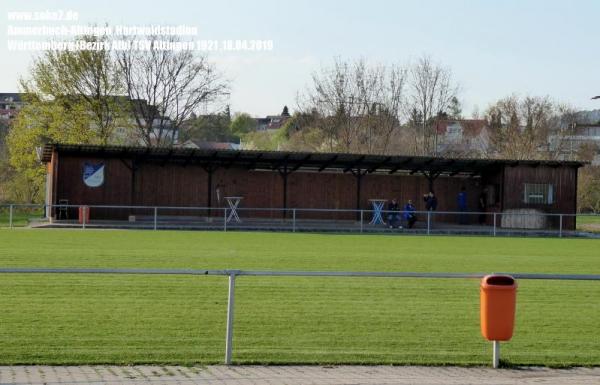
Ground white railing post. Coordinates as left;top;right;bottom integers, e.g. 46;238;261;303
81;206;86;229
559;214;563;238
225;271;237;365
153;207;158;230
292;209;296;232
427;211;431;235
223;208;227;232
360;210;363;233
493;212;497;237
9;204;14;229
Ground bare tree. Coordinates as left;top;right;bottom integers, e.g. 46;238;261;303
486;95;574;160
296;58;406;154
117;36;229;147
407;55;458;155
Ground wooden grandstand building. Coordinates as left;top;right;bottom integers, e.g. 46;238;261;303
42;143;584;229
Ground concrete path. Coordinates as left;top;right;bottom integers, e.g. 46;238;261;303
1;365;600;385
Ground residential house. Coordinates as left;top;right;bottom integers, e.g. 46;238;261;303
434;119;490;156
0;92;178;146
255;106;291;131
0;93;25;120
548;109;600;161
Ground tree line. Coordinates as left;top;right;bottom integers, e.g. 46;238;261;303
245;57;577;161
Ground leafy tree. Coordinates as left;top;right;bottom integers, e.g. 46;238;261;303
578;165;600;213
7;35;130;202
279;114;301;138
7;96;97;203
279;126;328;152
0;120;10;202
21;35;128;144
0;119;8;147
229;113;256;136
179;109;235;143
241;130;280;150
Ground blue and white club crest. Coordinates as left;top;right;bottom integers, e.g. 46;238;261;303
83;162;104;187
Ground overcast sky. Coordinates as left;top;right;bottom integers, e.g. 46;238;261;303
1;0;599;117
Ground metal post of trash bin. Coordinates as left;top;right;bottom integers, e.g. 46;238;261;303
493;340;500;368
9;204;13;229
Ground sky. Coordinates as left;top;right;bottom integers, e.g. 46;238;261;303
1;0;599;117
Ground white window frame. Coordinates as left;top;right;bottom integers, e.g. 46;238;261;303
523;183;554;205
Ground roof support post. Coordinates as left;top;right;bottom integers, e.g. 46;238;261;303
201;165;217;217
130;159;138;209
351;168;368;221
282;171;288;219
423;170;441;193
278;163;291;219
356;173;362;221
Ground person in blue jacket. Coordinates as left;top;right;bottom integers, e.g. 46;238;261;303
457;186;468;224
403;199;417;229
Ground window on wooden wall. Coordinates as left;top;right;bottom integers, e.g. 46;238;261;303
523;183;554;205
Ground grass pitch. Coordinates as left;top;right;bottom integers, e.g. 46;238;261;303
578;215;600;232
0;229;599;366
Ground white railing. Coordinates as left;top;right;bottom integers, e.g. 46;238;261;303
1;267;599;366
1;203;599;238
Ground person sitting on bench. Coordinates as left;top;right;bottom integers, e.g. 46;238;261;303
404;199;417;229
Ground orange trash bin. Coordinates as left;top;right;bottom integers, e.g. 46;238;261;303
78;206;90;224
480;274;517;341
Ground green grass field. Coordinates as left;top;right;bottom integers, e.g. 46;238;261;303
577;215;600;232
577;216;600;224
0;229;599;366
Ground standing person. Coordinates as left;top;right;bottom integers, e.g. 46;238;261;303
423;191;438;229
403;199;417;229
457;187;468;225
387;199;401;229
478;188;488;225
423;191;438;211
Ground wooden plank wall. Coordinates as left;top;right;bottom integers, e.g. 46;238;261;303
502;165;577;229
53;154;578;228
56;156;133;219
54;155;482;221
